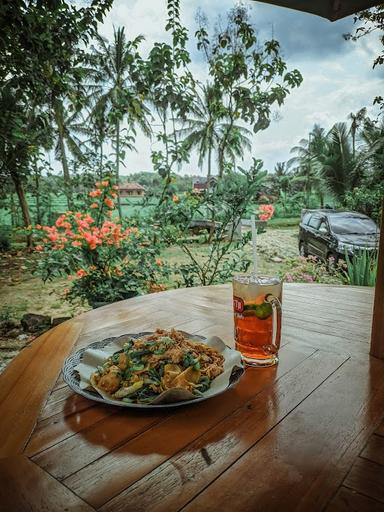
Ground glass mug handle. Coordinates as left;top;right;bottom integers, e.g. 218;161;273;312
269;296;282;352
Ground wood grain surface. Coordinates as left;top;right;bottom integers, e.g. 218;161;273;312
1;283;383;512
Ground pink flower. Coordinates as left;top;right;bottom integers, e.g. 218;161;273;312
285;273;294;283
76;269;88;278
90;203;98;209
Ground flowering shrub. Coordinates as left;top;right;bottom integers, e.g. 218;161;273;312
33;179;169;306
281;256;345;285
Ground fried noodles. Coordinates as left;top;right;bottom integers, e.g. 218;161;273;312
90;329;225;404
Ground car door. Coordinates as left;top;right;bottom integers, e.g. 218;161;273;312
312;217;332;259
306;214;322;256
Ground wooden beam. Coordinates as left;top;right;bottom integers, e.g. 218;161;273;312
370;201;384;359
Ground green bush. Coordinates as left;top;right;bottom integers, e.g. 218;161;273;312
344;184;383;223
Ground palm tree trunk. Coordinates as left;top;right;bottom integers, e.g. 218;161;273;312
218;142;225;178
207;144;212;178
99;140;104;179
53;101;72;210
115;120;122;219
12;173;32;248
352;128;356;159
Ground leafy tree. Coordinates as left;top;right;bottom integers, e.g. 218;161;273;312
344;6;384;112
146;0;195;200
0;0;113;245
196;5;303;176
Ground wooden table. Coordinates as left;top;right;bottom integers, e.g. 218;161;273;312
1;283;384;512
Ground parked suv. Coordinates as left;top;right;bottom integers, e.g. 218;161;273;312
298;209;379;265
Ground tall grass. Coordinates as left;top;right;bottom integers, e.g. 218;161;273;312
344;249;378;286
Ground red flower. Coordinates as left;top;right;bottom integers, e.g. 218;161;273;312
48;232;59;242
172;195;179;203
89;189;102;198
155;258;162;266
76;269;87;278
72;241;82;248
90;203;98;209
104;198;114;209
101;180;109;187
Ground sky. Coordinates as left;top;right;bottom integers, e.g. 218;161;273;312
96;0;383;176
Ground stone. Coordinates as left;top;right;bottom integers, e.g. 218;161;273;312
17;334;30;341
271;256;284;263
7;328;23;339
0;319;18;333
51;316;71;327
21;313;51;333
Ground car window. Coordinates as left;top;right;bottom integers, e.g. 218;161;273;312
318;220;329;234
302;212;311;225
329;215;378;235
308;216;321;229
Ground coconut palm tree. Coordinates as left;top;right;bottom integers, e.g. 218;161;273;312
348;107;367;158
288;126;327;207
177;84;222;178
271;162;291;194
359;118;384;182
52;98;87;208
217;124;252;176
318;122;356;202
90;27;150;217
178;83;252;177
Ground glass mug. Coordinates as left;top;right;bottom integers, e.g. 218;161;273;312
233;274;282;367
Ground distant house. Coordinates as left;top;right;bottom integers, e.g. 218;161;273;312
192;176;217;194
119;182;146;197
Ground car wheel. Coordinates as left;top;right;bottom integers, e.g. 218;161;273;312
326;252;338;272
299;242;308;257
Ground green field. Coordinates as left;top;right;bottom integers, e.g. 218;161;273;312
0;194;153;226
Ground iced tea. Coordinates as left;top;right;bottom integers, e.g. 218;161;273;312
233;274;282;367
